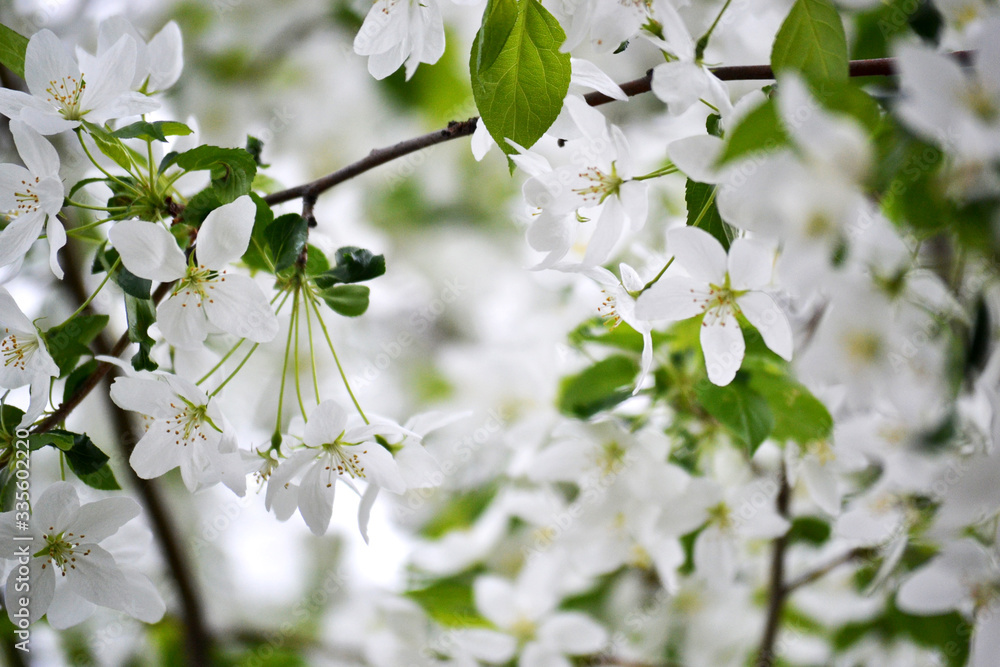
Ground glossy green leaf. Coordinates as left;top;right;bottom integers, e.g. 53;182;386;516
266;213;309;273
0;23;28;78
314;246;386;288
470;0;571;160
694;377;774;453
558;355;639;419
718;97;790;164
125;294;158;372
771;0;849;85
113;120;192;143
174;145;257;204
320;284;370;317
43;314;109;377
686;179;732;251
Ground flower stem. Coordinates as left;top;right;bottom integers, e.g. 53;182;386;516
641;256;675;293
632;165;678;181
66;257;119;320
304;292;321;404
75;129;142;197
306;289;369;425
695;0;734;63
209;342;260;398
274;286;301;435
292;293;307;419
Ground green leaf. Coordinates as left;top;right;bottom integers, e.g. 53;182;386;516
406;574;490;628
64;433;109;475
304;245;330;276
43;314;110;377
685;179;732;251
745;357;833;443
718;97;790;164
694;377;774;453
113;120;193;143
266;213;309;273
0;23;28;79
174;145;257;204
63;359;98;404
180;187;224;226
557;355;639;419
29;429;74;452
771;0;849;86
475;0;519;71
314;246;386;288
76;463;121;491
787;515;832;546
125;294;158;371
470;0;571;160
83;122;134;172
320;285;371;317
242;193;276;272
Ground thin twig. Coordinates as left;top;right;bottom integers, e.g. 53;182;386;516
782;547;876;595
756;466;791;667
263;51;976;208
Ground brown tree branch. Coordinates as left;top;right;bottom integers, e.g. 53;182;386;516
54;245;212;667
756;467;791;667
263;51;976;208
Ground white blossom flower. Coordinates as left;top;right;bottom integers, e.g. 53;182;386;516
266;400;410;536
0;287;59;427
513;96;647;268
0;120;66;277
0;29;158;135
463;562;608;666
108;195;279;349
0;482;164;628
635;226;793;386
92;17;183;93
109;372;245;494
353;0;445;80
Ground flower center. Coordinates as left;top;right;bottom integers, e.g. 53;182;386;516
9;177;43;219
173;265;225;308
36;529;90;576
163;399;214;447
843;330;883;364
707;501;732;530
573;162;623;205
510;616;537;644
321;437;369;484
45;75;87;120
0;328;40;372
598;290;622;328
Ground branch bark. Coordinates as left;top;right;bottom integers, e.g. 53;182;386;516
755;466;791;667
263;51;975;208
48;248;211;666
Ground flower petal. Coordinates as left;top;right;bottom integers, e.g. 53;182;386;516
727;238;774;290
203;274;278;343
196;195;256;269
736;291;793;361
156;291;209;349
304;400;348;447
109;220;186;282
538;611;608;654
635;275;710;322
298;462;335;535
9;120;59;176
668;226;727;283
701;308;745;386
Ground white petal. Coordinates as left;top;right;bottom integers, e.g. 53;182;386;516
736;291;793;361
109;220;186;282
109;376;177;417
78;35;138;122
358;484;379;543
304;400;348;446
156;291;209;349
897;560;967;614
299;462;335;535
727;238;774;290
0;213;43;270
9;120;59;176
668;226;727;283
146;21;184;91
7;559;53;625
471;120;493;161
203;274;278;343
652;61;709;116
570;58;626;100
358;444;406;494
24;30;79;103
581;196;625;266
455;628;517;662
196;195;256;269
129;427;188;480
46;215;66;278
635;275;710;322
971;604;1000;667
63;544;132;612
35;482;80;531
701;308;745;386
120;568;166;623
538;612;608;654
668;135;725;184
474;575;519;628
73;497;140;542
